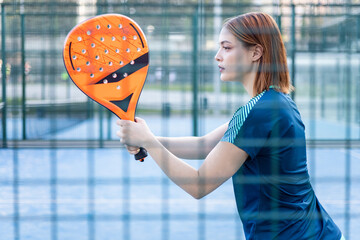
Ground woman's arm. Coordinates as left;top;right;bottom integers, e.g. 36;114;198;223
156;122;229;159
117;118;247;199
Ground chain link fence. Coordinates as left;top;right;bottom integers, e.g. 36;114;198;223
0;1;359;240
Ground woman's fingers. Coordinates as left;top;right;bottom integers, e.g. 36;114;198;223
116;119;132;127
116;117;154;148
116;125;140;154
126;145;140;155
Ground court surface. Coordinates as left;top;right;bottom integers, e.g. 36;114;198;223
0;115;359;240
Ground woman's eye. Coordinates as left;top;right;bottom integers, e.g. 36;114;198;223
223;46;231;50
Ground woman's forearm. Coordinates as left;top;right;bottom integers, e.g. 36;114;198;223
145;137;204;199
144;137;246;200
156;122;228;160
157;136;212;160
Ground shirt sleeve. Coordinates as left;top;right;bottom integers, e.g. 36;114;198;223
221;94;277;160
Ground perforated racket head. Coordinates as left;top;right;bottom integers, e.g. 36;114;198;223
63;14;149;121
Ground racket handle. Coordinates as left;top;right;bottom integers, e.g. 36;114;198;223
135;147;147;162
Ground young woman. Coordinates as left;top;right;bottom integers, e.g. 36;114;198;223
117;12;343;240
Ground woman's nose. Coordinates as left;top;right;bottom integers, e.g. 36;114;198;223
214;49;221;62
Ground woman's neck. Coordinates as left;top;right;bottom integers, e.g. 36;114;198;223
242;71;257;98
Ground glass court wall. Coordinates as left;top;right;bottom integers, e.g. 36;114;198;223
0;0;359;240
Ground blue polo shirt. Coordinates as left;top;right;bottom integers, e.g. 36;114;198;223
221;88;341;240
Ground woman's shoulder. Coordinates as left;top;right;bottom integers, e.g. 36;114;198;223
254;89;296;112
232;89;296;121
244;89;298;122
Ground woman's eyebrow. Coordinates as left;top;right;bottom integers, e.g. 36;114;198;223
220;40;232;45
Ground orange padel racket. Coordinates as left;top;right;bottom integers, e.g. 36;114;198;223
63;14;148;162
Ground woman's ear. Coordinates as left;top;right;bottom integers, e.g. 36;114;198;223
251;44;263;62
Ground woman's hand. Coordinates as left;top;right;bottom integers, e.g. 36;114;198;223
116;117;155;150
125;145;141;155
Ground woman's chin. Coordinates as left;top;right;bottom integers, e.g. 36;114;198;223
220;74;230;82
220;73;243;83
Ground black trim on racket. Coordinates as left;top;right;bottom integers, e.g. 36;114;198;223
130;23;144;48
69;42;75;70
95;52;149;85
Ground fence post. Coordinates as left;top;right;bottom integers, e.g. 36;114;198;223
344;2;352;238
97;7;104;147
192;11;199;137
21;12;26;140
1;3;7;147
291;4;296;100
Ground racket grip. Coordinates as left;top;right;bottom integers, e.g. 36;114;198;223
135;147;147;162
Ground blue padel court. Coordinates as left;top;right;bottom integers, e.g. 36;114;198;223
1;115;359;240
0;148;359;240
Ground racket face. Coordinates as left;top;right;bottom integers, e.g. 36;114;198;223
63;14;149;121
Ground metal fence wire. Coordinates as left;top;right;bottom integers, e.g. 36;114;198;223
0;1;359;240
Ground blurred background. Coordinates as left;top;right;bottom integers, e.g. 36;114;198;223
0;0;359;240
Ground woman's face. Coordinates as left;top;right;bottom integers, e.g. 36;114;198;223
214;27;254;82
